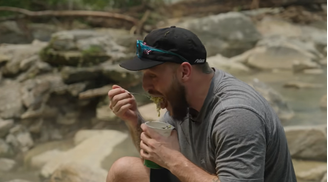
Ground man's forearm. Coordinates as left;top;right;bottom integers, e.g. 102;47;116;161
125;114;145;151
168;152;220;182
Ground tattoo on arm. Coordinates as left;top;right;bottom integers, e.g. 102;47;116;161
127;114;144;151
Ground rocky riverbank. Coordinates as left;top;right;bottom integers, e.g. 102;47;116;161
0;5;326;182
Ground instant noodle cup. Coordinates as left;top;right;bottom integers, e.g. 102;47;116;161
143;121;175;169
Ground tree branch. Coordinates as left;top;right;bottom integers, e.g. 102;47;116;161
0;6;139;25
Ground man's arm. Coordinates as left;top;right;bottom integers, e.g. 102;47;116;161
168;151;220;182
125;113;145;151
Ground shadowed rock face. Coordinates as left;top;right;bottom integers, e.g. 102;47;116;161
178;12;262;57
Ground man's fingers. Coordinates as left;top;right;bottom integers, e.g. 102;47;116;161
113;98;134;113
141;123;158;138
110;92;132;109
108;88;124;101
112;85;121;89
115;103;132;116
140;140;151;153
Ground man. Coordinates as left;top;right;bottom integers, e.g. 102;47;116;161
107;26;296;182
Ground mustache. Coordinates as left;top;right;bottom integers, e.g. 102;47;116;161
148;90;162;96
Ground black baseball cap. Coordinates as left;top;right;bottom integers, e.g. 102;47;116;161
119;26;207;71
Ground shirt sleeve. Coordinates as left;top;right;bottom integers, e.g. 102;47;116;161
159;111;176;128
212;108;266;182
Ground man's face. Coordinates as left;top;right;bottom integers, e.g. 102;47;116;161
142;63;188;120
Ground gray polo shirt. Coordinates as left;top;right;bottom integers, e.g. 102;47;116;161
161;69;296;182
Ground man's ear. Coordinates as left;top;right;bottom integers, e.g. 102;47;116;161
179;62;192;82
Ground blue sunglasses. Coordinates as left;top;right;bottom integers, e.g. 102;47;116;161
136;40;188;62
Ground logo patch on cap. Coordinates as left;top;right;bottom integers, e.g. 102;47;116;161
194;59;205;63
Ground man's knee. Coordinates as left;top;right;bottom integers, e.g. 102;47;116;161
107;156;149;182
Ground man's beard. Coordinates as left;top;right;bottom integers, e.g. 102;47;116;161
166;78;188;121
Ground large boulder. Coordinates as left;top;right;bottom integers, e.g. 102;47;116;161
40;30;129;67
33;130;128;178
206;54;251;73
245;36;322;71
256;17;327;48
293;159;327;182
49;163;106;182
0;40;47;77
177;12;262;57
285;125;327;161
102;64;141;87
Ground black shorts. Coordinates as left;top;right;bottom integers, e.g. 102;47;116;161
150;168;180;182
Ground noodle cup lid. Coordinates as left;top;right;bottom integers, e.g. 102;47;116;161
145;121;174;138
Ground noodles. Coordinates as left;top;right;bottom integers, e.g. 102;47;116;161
150;96;163;117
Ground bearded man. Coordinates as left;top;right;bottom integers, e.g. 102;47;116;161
107;26;296;182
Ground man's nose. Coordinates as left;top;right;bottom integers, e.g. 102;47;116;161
142;76;152;93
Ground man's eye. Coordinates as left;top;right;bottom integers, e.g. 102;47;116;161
149;74;157;78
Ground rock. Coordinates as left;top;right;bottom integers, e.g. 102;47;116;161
20;106;58;120
19;55;39;72
0;54;11;65
256;17;327;47
0;139;13;157
96;105;119;123
4;179;32;182
49;163;106;182
0;21;59;44
320;95;327;109
31;150;63;169
79;85;112;99
139;103;167;121
28;119;43;134
56;112;79;125
285;125;327;161
1;41;47;77
177;12;261;57
0;21;30;44
41;49;110;67
40;30;128;67
283;81;324;89
303;69;324;75
0;119;14;138
248;79;294;121
25;139;74;168
0;81;24;119
38;130;128;178
293;159;327;182
322;173;327;182
207;54;251;73
61;66;102;84
293;60;321;73
17;61;53;82
0;158;16;171
102;64;141;87
320;57;327;66
245;37;321;71
6;125;34;153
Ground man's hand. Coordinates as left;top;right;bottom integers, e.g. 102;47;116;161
139;123;180;169
108;85;139;126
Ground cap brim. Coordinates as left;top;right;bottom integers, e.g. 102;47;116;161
119;56;164;71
